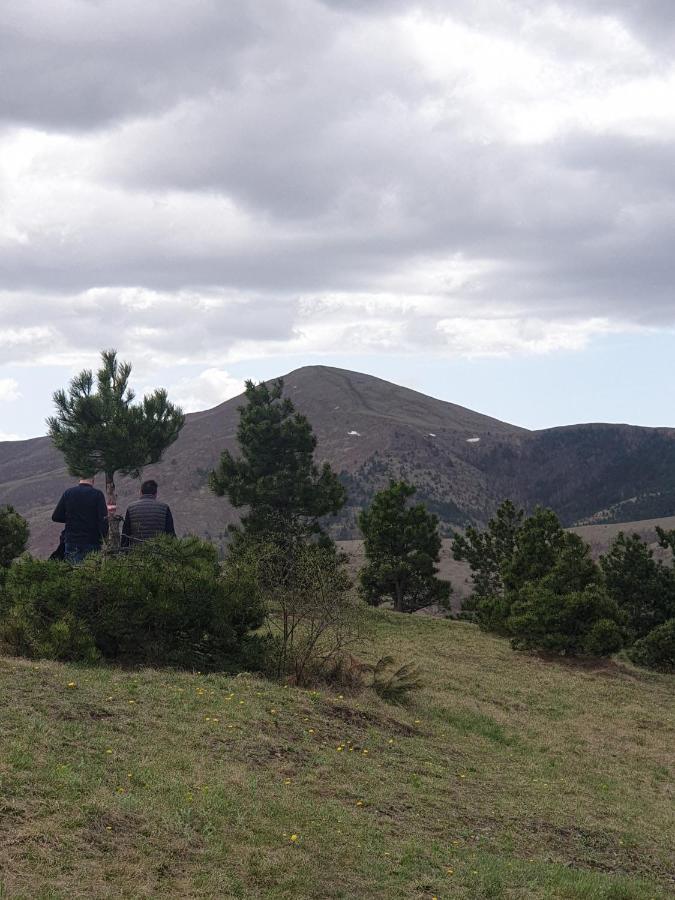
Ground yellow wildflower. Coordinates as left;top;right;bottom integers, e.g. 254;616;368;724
290;834;299;842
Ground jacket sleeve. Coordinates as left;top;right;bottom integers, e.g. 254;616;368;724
166;506;176;536
98;493;110;539
52;493;66;523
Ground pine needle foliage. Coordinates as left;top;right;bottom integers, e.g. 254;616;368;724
47;350;184;545
0;505;29;570
209;378;346;543
358;480;451;613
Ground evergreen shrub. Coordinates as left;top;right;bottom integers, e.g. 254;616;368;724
508;584;623;656
0;536;265;670
628;619;675;672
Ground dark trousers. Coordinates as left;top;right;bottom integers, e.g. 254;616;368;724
65;543;99;564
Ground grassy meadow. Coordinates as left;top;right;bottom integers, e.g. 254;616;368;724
0;610;673;899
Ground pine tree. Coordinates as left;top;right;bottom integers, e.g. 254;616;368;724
48;350;185;548
451;499;524;602
358;480;451;613
602;532;675;639
209;378;346;544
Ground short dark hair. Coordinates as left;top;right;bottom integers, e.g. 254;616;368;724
140;479;158;495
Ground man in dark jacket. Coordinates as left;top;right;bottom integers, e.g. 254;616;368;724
52;477;109;562
122;479;176;548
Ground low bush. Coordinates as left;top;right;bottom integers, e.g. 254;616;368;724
0;505;29;574
508;584;623;657
0;535;265;670
628;618;675;672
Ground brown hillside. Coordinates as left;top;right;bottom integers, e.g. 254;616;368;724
2;365;675;557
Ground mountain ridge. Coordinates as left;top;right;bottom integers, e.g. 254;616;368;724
2;364;675;555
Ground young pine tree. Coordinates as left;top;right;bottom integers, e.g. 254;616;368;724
209;379;346;545
48;350;185;548
601;532;675;640
358;480;451;613
451;499;524;603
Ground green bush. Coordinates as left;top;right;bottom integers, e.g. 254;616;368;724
628;619;675;672
472;594;512;635
0;535;265;670
508;584;623;657
0;505;29;572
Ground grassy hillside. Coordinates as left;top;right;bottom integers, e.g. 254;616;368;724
1;611;673;899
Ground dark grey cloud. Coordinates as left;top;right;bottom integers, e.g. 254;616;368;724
0;2;281;130
566;0;675;48
1;0;675;380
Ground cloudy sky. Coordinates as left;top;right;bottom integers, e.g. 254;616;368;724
2;0;675;440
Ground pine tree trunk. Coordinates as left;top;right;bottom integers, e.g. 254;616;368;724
105;472;121;551
394;581;404;613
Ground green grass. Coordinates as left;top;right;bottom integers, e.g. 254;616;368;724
0;610;673;899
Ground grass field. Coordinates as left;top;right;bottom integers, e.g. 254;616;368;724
1;610;673;899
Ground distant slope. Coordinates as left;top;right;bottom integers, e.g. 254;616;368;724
2;365;675;556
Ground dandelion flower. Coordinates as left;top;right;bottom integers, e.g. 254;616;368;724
106;749;113;754
362;749;369;755
290;834;299;842
67;682;76;688
356;800;363;806
284;779;292;785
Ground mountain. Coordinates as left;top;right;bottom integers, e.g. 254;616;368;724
2;365;675;556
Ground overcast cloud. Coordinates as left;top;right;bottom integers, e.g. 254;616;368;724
1;0;674;422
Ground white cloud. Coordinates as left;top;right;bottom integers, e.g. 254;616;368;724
0;378;21;402
0;0;673;403
170;369;245;412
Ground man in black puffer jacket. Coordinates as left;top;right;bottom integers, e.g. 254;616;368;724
121;479;176;548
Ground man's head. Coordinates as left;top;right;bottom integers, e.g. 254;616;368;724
140;479;158;497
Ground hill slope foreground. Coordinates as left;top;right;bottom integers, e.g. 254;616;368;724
0;611;672;899
2;366;675;555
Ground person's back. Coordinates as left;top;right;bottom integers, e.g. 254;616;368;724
122;479;175;547
52;478;109;562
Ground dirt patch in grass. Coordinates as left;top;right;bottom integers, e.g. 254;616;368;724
321;700;419;736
